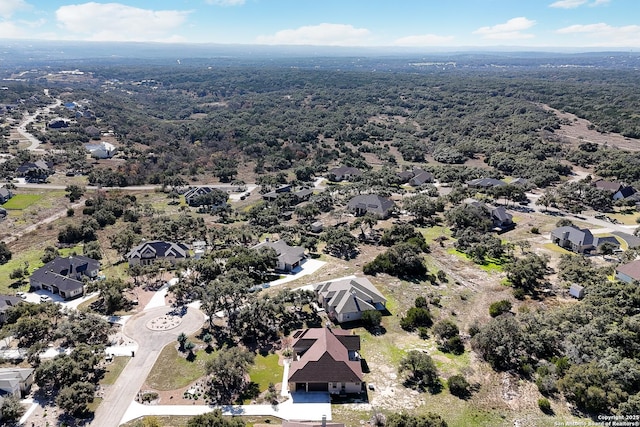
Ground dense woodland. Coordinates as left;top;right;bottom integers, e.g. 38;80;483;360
2;57;640;425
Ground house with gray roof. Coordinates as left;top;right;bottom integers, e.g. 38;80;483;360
288;328;363;394
327;166;362;182
550;226;595;253
126;240;190;267
347;194;395;219
616;259;640;284
467;177;507;189
0;368;34;398
30;255;99;300
252;239;306;272
314;276;386;323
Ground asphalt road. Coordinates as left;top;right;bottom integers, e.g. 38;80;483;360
90;305;205;427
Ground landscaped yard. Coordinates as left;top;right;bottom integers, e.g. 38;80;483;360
248;353;281;392
101;356;131;385
146;344;217;390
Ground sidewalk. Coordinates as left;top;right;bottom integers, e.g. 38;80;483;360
120;392;332;424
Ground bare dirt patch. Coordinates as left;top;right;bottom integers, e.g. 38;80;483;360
540;103;640;151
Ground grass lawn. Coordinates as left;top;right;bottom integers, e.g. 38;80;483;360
445;248;504;273
2;194;43;210
542;242;572;255
146;344;217;390
419;225;452;242
101;356;131;385
249;353;281;392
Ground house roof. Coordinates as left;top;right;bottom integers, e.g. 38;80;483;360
347;194;395;216
294;188;314;199
594;180;623;193
16;160;51;173
0;295;22;313
0;368;33;394
314;277;386;318
409;171;434;186
551;226;594;247
127;241;190;260
466;177;507;188
328;166;362;177
617;186;636;199
616;259;640;282
0;187;11;199
491;206;513;223
252;240;305;266
288;328;363;383
30;255;99;292
510;178;529;186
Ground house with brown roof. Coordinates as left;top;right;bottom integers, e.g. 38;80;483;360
616;259;640;284
288;328;364;394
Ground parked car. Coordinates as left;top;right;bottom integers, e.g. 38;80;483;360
16;291;26;299
40;295;51;302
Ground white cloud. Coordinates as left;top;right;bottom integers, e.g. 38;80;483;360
394;34;455;46
549;0;588;8
55;2;190;42
473;17;536;40
256;23;371;46
556;22;640;46
0;0;29;19
0;18;44;39
549;0;610;8
205;0;245;5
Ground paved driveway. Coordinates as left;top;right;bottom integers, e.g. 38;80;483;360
90;306;205;427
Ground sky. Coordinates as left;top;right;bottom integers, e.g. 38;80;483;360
0;0;639;49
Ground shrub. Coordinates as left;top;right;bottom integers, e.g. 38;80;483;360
530;227;539;234
448;374;470;398
538;398;552;414
489;300;512;317
400;307;432;331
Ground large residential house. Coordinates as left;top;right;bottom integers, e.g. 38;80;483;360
126;240;190;267
347;194;395;219
466;177;507;189
616;259;640;284
314;276;387;323
593;179;637;201
464;199;514;232
30;255;99;300
251;239;306;272
550;226;620;254
327;166;362;182
16;160;52;181
183;186;228;210
288;328;364;394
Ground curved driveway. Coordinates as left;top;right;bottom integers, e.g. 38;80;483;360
91;306;205;427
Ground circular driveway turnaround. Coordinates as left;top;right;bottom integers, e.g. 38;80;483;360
146;314;183;331
91;306;205;427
